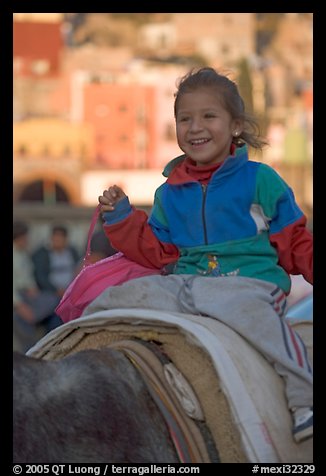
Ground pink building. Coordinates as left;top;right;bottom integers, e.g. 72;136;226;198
83;82;157;169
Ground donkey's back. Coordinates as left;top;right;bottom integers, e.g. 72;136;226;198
13;349;178;463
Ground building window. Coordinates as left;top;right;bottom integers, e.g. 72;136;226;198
18;144;28;156
18;180;70;204
80;143;87;157
62;145;71;156
42;145;51;156
30;59;50;76
159;33;168;49
224;14;233;25
137;105;146;123
165;123;176;141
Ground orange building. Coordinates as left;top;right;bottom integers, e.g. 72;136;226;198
13;18;64;77
83;82;157;169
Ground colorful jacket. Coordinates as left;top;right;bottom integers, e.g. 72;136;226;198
103;145;313;294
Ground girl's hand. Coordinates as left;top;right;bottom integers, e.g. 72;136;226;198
98;185;127;212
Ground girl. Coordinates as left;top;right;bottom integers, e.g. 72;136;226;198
99;67;313;443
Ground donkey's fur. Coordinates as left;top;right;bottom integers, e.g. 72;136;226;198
13;349;178;463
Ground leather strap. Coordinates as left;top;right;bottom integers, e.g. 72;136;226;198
83;204;102;266
108;339;218;463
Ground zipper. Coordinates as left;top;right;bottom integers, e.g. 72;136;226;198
201;184;208;244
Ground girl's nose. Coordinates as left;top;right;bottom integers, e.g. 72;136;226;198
189;118;203;132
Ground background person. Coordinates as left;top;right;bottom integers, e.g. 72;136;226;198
13;221;60;353
32;224;80;298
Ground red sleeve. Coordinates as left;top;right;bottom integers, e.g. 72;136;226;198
103;208;180;269
269;215;313;284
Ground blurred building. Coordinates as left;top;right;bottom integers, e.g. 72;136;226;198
265;14;312;214
13;14;64;77
82;81;156;169
264;13;312;116
13;13;312;216
172;13;256;67
13;119;94;203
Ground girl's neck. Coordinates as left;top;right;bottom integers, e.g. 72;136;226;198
184;157;223;184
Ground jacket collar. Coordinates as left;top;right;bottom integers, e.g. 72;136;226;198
163;144;249;185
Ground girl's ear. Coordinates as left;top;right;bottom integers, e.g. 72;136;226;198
232;119;244;137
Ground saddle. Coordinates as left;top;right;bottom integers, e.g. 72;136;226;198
108;338;219;463
27;308;313;463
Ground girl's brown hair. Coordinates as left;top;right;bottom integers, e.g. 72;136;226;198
174;67;268;150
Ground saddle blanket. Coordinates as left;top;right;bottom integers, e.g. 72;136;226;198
27;308;313;463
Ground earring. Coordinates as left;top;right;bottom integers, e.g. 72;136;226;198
233;131;239;136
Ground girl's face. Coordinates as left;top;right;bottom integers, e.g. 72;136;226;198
175;88;242;166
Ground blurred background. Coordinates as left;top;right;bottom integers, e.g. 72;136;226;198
13;13;313;253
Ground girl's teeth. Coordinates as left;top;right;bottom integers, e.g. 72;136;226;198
192;139;208;145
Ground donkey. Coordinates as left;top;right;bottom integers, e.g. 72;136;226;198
13;349;179;463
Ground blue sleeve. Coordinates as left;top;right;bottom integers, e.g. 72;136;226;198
102;196;132;225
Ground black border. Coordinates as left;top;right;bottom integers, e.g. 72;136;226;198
7;6;321;471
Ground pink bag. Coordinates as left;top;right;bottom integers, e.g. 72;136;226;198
55;205;160;323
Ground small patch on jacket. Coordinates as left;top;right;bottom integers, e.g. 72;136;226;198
200;254;240;277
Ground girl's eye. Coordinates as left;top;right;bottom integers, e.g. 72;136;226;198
205;113;216;118
178;117;189;122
